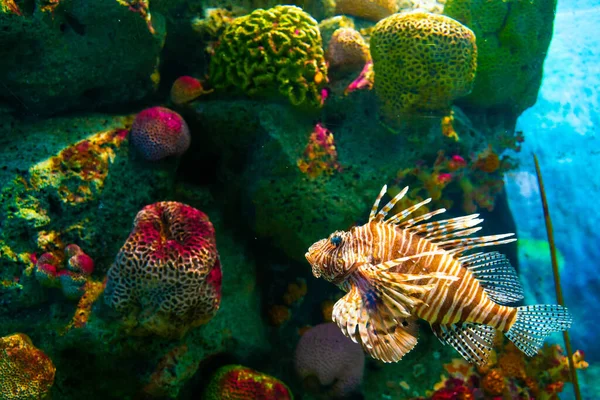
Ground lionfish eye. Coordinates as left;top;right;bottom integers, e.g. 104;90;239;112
330;235;342;247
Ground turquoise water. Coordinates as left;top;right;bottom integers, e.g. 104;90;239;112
0;1;597;399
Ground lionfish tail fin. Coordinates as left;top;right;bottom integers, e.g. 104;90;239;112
506;305;573;357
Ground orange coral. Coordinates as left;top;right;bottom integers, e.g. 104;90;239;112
65;280;105;331
498;351;526;379
481;368;505;396
283;279;308;306
0;333;56;399
475;146;501;173
268;305;291;326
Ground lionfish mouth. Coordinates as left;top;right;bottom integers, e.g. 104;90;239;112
304;252;314;265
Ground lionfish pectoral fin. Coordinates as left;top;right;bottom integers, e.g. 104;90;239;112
431;323;496;366
332;275;420;363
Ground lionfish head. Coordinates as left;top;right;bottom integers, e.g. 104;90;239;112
305;230;352;283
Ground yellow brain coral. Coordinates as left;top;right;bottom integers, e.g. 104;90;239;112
0;333;56;400
209;5;328;108
335;0;398;21
370;11;477;117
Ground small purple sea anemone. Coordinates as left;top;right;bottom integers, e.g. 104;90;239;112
130;107;191;161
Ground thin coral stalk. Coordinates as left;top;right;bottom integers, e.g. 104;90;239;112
533;153;581;400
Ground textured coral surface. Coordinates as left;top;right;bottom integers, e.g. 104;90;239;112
105;201;222;337
204;365;293;399
371;11;477;117
209;5;328;107
130;107;191;161
0;333;55;400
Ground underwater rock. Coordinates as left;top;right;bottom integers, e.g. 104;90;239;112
188;93;519;263
0;114;176;308
0;333;56;400
443;0;557;117
294;322;365;397
105;201;222;338
0;1;166;116
203;364;293;399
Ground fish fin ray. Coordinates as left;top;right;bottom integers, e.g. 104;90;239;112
369;185;388;222
462;252;524;304
505;305;572;357
434;323;496;366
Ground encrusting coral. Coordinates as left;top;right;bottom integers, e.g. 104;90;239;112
104;201;222;337
204;365;293;399
0;333;56;400
443;0;557;115
129;107;191;161
209;5;328;108
370;11;477;118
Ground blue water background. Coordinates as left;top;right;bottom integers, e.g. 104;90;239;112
505;0;600;364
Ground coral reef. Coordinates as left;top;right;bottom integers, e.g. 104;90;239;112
370;11;477;118
104;201;222;337
414;334;589;400
0;333;55;399
294;323;365;397
325;27;371;73
204;365;293;399
335;0;398;21
33;244;95;300
170;76;213;105
209;5;328;107
129;107;191;161
443;0;557;116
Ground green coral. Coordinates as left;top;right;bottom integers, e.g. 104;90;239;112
443;0;557;116
209;5;328;108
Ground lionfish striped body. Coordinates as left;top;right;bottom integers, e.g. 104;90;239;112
305;185;572;364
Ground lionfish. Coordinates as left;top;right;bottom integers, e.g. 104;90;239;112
305;185;572;364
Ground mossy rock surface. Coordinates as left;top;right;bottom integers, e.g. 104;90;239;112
0;0;165;116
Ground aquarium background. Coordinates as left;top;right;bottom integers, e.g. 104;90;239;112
0;0;598;399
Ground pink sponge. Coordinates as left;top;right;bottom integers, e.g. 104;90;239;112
130;107;191;161
294;322;365;398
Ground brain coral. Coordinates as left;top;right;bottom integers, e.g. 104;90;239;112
335;0;398;22
294;323;365;397
0;333;56;400
443;0;557;115
204;365;292;400
326;27;371;71
130;107;191;161
209;5;328;108
104;201;222;338
370;11;477;117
